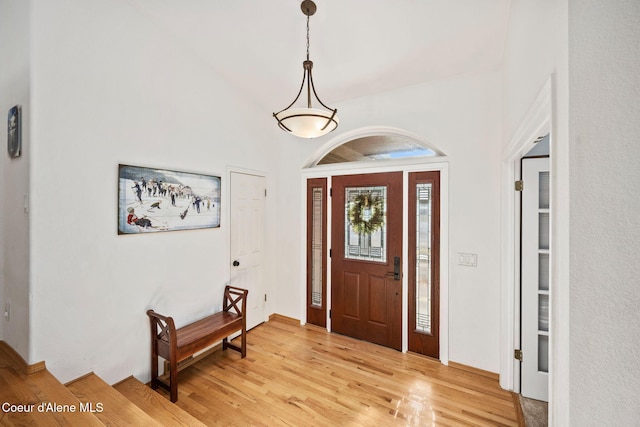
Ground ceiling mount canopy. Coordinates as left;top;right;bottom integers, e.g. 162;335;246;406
273;0;339;139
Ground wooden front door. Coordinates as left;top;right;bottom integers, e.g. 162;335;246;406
331;172;403;350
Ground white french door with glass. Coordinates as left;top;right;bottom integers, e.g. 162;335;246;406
520;157;550;401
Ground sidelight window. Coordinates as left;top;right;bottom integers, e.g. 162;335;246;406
311;187;324;307
415;183;433;334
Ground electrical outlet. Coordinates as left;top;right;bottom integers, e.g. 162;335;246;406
3;303;9;321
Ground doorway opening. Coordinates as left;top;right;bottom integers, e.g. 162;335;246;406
330;172;403;350
500;78;552;397
302;127;448;361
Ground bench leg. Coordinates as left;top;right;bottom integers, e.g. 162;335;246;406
169;353;178;402
222;331;247;358
150;359;158;390
150;340;159;390
241;327;247;358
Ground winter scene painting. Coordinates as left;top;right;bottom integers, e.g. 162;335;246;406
118;164;221;234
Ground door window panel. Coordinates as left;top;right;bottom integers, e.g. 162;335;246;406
344;186;387;262
311;187;324;307
538;335;549;373
537;170;550;373
415;183;432;334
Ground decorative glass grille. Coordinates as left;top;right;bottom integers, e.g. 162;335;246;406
415;183;432;334
344;186;387;262
311;187;323;307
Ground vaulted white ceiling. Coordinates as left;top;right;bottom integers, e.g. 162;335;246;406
128;0;511;113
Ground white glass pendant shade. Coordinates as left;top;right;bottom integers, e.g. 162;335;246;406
275;108;339;139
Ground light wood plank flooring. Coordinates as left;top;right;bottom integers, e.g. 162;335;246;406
156;318;520;426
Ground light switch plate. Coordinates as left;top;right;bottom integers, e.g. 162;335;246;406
458;253;478;267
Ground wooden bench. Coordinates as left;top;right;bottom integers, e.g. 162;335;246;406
146;285;248;402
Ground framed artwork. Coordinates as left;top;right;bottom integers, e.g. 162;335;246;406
8;105;21;158
118;164;221;234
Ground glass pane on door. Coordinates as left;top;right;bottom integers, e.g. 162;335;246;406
539;171;550;209
311;187;323;307
521;157;551;401
415;183;432;334
344;186;387;262
537;170;550;373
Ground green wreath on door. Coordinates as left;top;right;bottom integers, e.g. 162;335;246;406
348;192;384;234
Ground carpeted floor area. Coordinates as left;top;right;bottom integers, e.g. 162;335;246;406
520;396;548;427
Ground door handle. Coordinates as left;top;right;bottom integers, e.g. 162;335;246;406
394;256;400;280
233;260;240;267
387;256;400;281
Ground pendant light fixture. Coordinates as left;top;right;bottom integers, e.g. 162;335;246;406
273;0;339;139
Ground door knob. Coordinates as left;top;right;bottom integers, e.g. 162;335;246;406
233;260;240;267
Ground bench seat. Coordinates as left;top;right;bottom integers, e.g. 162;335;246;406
147;285;248;402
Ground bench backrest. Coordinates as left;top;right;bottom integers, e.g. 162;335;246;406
224;285;248;318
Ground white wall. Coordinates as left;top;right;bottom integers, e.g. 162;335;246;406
28;0;280;384
569;0;640;424
501;1;570;424
504;1;640;425
17;9;639;424
271;137;311;320
0;0;31;358
274;71;504;373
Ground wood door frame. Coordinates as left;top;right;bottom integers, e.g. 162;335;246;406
500;77;552;393
300;161;449;363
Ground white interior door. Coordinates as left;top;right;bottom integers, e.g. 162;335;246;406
521;157;550;401
230;172;266;331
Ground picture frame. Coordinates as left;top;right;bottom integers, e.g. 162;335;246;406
118;164;221;234
7;105;21;158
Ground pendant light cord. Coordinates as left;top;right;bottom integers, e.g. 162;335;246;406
306;15;310;61
272;0;339;137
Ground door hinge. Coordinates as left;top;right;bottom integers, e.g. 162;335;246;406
329;309;332;319
264;294;267;302
515;180;523;192
329;249;332;258
265;189;267;197
514;349;523;361
330;188;332;197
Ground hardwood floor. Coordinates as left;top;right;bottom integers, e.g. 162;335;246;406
156;318;520;426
